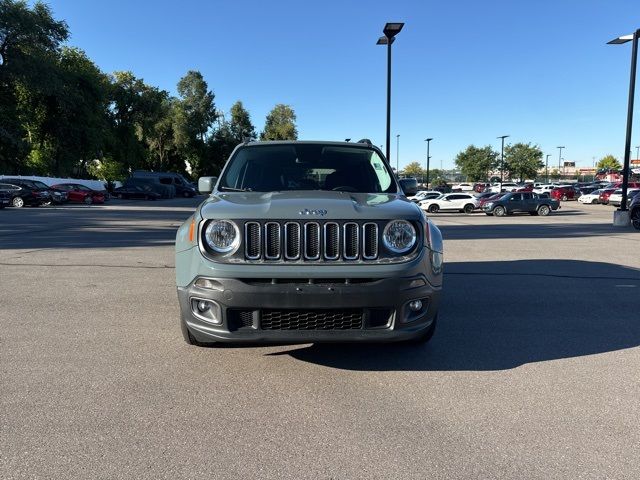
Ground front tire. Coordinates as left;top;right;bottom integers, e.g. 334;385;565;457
493;206;506;217
562;194;568;201
538;204;551;216
632;208;640;230
181;319;217;347
405;316;437;345
463;204;474;214
84;196;93;205
12;196;24;208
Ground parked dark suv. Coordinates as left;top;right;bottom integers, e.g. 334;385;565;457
482;192;560;216
0;179;52;207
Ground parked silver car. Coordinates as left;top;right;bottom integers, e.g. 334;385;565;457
175;140;443;346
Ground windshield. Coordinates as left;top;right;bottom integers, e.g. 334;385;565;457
32;181;49;189
219;144;397;193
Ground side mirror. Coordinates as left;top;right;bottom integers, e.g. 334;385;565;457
198;176;217;194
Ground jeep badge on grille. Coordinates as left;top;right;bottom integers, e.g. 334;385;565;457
299;208;328;216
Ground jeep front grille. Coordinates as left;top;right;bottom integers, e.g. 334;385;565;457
243;221;379;262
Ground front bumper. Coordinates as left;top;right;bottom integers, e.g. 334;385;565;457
178;275;440;344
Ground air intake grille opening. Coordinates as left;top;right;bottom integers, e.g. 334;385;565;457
260;309;363;330
304;223;320;259
285;222;301;259
245;222;261;259
344;223;359;259
265;223;281;259
324;223;339;259
363;223;379;259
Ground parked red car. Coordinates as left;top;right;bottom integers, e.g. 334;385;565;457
477;193;506;208
51;183;105;204
598;188;617;205
550;186;576;201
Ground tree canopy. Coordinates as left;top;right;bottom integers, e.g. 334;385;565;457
596;155;621;171
260;104;298;141
0;1;295;180
454;145;499;181
504;143;543;182
403;161;424;178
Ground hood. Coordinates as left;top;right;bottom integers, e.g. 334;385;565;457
199;191;422;221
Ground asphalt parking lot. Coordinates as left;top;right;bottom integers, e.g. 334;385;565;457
1;199;639;479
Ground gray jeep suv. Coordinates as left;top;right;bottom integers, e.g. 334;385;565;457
175;140;443;346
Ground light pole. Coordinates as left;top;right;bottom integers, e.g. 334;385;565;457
377;22;404;167
545;154;551;183
636;145;640;161
396;134;400;174
557;146;564;181
608;30;639;219
425;138;433;187
498;135;509;191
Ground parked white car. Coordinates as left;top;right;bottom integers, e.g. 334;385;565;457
578;189;602;204
533;184;555;195
489;182;518;193
452;183;474;192
609;188;640;207
408;190;442;203
420;193;479;214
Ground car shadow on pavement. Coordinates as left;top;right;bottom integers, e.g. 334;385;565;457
270;259;640;371
439;221;626;240
0;203;196;249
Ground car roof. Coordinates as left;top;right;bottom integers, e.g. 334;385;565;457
242;140;379;149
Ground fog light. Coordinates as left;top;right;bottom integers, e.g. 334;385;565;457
197;300;211;312
409;300;423;312
190;298;221;325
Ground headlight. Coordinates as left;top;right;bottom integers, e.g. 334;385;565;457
383;220;416;254
485;202;494;207
204;220;240;254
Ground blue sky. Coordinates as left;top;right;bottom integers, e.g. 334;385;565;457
46;0;639;170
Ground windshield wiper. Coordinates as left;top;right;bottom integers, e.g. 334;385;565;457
219;186;253;192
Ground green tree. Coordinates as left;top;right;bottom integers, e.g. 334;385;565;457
431;177;449;188
504;142;543;182
86;157;125;182
454;145;498;181
176;70;216;142
260;104;297;140
596;154;621;171
0;0;69;173
228;100;255;142
403;161;424;178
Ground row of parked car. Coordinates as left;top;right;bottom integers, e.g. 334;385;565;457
0;171;199;209
409;190;560;216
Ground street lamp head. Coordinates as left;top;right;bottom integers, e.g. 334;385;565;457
383;22;404;39
376;36;393;45
557;146;565;149
425;138;433;142
607;34;634;45
497;135;509;140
